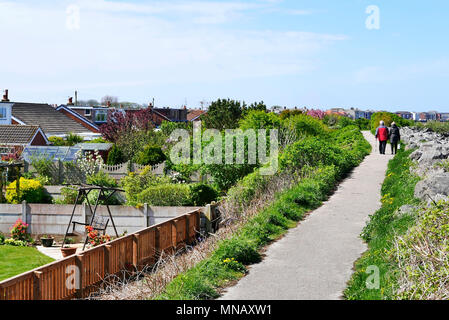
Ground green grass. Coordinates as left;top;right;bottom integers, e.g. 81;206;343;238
344;146;421;300
0;246;54;281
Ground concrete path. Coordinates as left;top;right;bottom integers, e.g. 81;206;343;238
220;132;393;300
37;244;84;260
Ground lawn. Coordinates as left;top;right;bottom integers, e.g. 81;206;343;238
0;246;54;281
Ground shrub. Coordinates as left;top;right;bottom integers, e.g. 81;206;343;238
4;238;28;246
238;110;280;130
281;113;328;139
0;233;5;245
121;167;172;205
10;218;31;242
6;178;50;204
107;144;125;165
48;136;67;146
190;183;218;206
53;186;79;205
30;155;55;183
135;145;166;166
136;184;192;206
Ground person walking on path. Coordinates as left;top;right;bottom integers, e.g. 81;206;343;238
375;120;389;155
389;122;401;155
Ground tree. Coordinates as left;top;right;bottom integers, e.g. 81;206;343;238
101;95;119;107
202;98;245;131
106;144;125;165
99;108;155;143
243;101;267;116
135;145;166;166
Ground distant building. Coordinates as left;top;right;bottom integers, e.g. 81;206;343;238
440;113;449;122
395;111;413;120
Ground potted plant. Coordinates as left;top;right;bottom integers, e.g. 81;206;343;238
40;235;54;247
60;238;77;257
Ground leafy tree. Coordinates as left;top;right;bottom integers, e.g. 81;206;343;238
107;144;125;165
279;109;303;120
242;101;267;116
202;98;245;131
100;109;155;143
135;145;166;166
239;110;280;130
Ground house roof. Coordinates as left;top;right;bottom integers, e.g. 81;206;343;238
11;102;94;136
187;109;206;121
0;125;46;145
74;143;113;151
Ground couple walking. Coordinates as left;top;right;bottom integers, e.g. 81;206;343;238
375;121;401;155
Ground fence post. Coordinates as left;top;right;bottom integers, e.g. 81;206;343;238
58;159;63;184
33;271;43;300
21;200;31;234
132;234;140;271
143;203;150;227
185;214;190;244
104;245;111;276
202;204;212;236
75;254;84;299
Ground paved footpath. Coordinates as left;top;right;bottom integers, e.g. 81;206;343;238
220;132;393;300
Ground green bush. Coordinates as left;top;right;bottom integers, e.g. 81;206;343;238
190;184;218;206
53;187;79;205
135;145;166;166
107;144;125;165
137;184;192;206
370;112;413;134
282;113;328;138
6;178;51;204
121;167;172;205
0;233;5;245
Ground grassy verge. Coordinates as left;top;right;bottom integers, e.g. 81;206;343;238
0;246;54;281
154;127;371;300
344;147;421;300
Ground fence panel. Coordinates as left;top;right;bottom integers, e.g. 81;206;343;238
0;209;202;300
107;234;134;276
0;272;35;300
79;246;105;298
136;228;156;270
39;256;77;300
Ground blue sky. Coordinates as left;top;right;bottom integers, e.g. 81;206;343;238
0;0;448;112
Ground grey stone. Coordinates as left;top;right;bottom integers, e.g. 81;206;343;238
414;172;449;201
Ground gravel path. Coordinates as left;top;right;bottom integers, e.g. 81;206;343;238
219;131;392;300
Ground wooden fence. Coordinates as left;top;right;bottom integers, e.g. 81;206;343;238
0;209;201;300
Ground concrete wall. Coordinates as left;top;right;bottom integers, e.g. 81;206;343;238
0;202;203;236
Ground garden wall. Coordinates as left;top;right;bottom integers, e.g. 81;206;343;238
0;202;203;236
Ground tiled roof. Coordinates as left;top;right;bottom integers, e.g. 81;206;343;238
187;109;206;121
0;125;41;145
12;103;93;136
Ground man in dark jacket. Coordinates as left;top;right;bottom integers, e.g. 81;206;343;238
375;120;389;155
390;122;401;154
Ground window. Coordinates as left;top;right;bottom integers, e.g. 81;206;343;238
85;109;92;116
95;110;107;122
0;107;7;120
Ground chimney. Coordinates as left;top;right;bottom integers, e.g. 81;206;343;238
67;97;74;105
1;89;9;102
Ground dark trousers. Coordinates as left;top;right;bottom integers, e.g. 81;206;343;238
379;140;387;154
391;141;398;154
